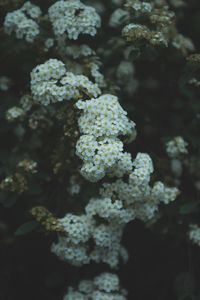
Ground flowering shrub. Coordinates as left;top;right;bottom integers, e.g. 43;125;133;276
1;0;200;299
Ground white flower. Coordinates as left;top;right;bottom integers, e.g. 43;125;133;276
6;107;24;122
189;224;200;246
59;213;94;244
4;2;41;43
31;59;100;105
65;44;95;59
166;136;188;158
94;273;120;293
0;76;11;91
109;8;129;28
77;94;136;138
64;273;127;300
48;0;101;40
51;236;90;266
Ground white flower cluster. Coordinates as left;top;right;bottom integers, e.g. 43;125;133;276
6;107;24;122
48;0;101;40
170;158;183;178
4;1;41;43
5;94;34;122
30;59;101;105
100;153;179;222
52;213;94;266
76;94;135;138
3;1;183;297
90;63;106;88
52;209;127;268
166;136;188;158
52;153;178;267
189;224;200;246
122;23;144;36
116;61;138;96
116;61;135;83
68;176;81;195
122;23;167;46
172;34;194;53
126;0;152;14
0;76;11;91
20;94;33;112
60;213;94;245
189;78;200;87
64;273;127;300
44;38;54;50
76;94;136;182
17;159;37;174
109;9;129;28
65;44;95;59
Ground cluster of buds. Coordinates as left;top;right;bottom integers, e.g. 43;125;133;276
30;206;64;233
0;173;27;194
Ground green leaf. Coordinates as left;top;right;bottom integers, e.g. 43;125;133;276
179;202;199;215
14;221;38;236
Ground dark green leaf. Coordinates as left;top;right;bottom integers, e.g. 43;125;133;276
179;202;199;215
14;221;38;236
